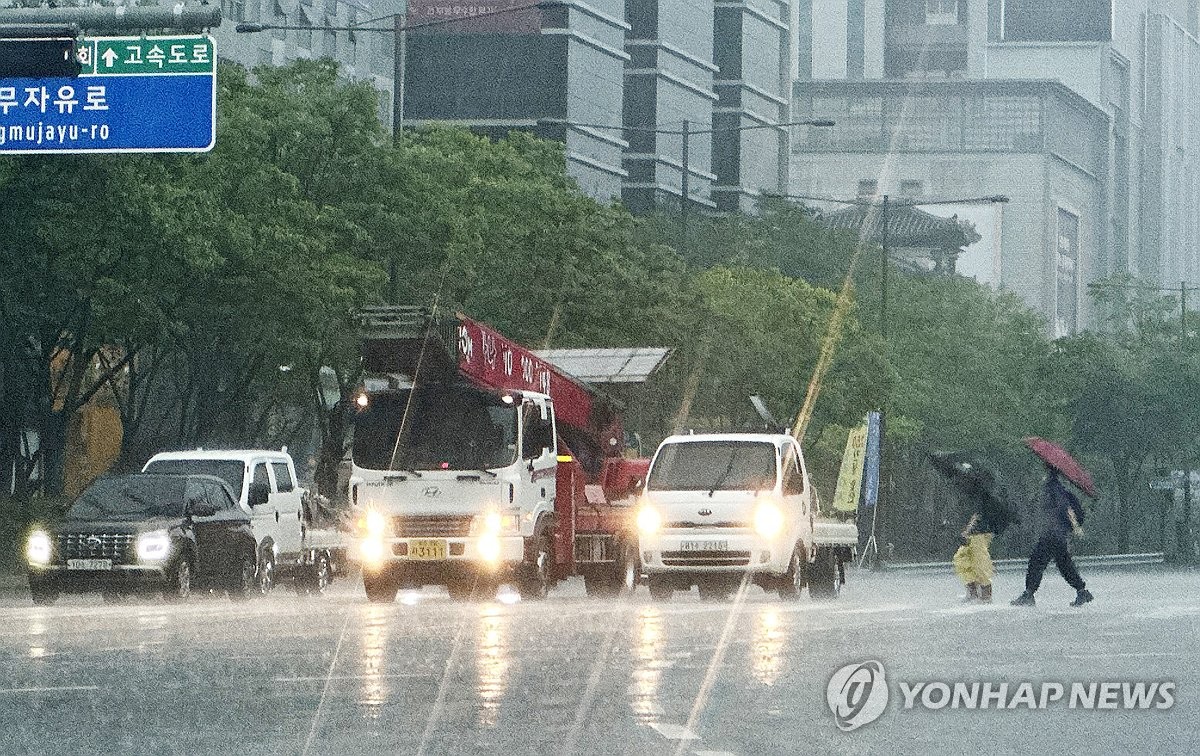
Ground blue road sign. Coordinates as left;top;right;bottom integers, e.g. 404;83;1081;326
0;35;215;154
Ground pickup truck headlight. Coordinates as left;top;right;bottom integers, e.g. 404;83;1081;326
137;530;172;562
26;530;51;566
754;501;785;538
636;504;662;535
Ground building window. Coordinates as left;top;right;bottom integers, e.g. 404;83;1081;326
1056;208;1080;337
324;29;337;58
857;179;878;198
900;180;923;197
926;0;958;25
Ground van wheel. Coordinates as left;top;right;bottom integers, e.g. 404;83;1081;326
256;553;275;596
808;547;840;600
647;576;673;603
778;545;805;601
308;553;332;596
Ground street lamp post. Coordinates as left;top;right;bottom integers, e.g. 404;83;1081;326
782;191;1009;569
542;118;836;255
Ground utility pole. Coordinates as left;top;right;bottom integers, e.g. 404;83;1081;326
680;119;690;257
393;12;406;141
879;195;890;341
1183;281;1193;562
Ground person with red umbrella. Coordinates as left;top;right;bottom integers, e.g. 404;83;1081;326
1012;437;1097;608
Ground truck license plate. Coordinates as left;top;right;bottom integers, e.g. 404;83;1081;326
408;539;447;560
67;559;112;570
681;541;727;552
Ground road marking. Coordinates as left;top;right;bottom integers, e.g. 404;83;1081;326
1065;652;1173;660
831;603;913;615
0;685;99;694
693;752;738;756
275;673;431;682
650;723;699;740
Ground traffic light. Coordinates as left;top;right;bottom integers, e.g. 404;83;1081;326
0;27;81;78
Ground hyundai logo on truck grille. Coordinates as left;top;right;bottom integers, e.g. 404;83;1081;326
698;508;712;517
423;487;440;497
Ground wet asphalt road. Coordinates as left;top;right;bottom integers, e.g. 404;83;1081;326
0;567;1196;756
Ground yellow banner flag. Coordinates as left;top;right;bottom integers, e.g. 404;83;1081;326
832;423;868;513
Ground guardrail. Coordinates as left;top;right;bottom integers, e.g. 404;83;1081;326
885;552;1165;573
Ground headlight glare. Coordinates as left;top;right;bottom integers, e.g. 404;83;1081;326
26;531;51;565
472;510;519;535
636;505;662;535
364;509;388;537
754;501;785;538
136;529;172;562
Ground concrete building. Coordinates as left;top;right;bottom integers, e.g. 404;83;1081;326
792;0;1200;335
403;0;630;201
213;0;401;128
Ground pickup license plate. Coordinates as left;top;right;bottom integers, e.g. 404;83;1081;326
680;540;727;552
408;539;447;560
67;559;112;571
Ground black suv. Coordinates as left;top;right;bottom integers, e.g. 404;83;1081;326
26;473;258;604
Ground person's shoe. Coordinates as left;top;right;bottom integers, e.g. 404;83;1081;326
1011;591;1036;606
1070;589;1094;607
979;584;993;603
962;582;978;602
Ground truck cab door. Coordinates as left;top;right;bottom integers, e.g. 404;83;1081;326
520;399;557;524
268;460;303;555
781;444;811;546
247;461;278;557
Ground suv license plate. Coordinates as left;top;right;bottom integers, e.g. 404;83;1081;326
408;539;447;560
681;541;727;552
67;559;112;570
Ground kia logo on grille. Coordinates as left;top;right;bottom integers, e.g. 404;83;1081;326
698;508;712;517
423;487;440;497
86;535;102;547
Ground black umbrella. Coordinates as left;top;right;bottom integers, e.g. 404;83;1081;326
928;451;1015;534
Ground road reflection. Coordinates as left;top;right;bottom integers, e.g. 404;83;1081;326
476;604;509;727
359;605;389;717
630;606;664;722
751;607;785;685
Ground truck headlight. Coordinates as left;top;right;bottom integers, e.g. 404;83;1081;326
754;501;785;538
26;531;51;566
471;510;519;536
137;530;172;562
636;505;662;535
362;509;389;538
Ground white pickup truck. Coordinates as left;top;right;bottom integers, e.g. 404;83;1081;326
635;433;857;601
142;448;345;595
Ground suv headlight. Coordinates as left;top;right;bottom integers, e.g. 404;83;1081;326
26;531;51;566
754;500;785;538
137;530;172;562
636;505;662;535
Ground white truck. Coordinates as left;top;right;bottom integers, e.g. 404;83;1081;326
142;448;345;595
635;432;857;601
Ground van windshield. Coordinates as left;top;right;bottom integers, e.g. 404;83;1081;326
647;441;778;492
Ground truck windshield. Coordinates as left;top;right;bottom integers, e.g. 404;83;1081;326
647;441;778;492
352;385;518;471
67;476;186;521
143;459;245;496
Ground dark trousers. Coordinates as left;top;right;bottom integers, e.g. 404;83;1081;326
1025;533;1086;593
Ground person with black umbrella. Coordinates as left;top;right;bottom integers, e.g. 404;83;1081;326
931;453;1012;604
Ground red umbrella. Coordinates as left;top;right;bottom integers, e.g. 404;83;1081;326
1023;437;1098;498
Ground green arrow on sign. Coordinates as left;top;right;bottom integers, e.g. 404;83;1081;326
86;36;215;76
